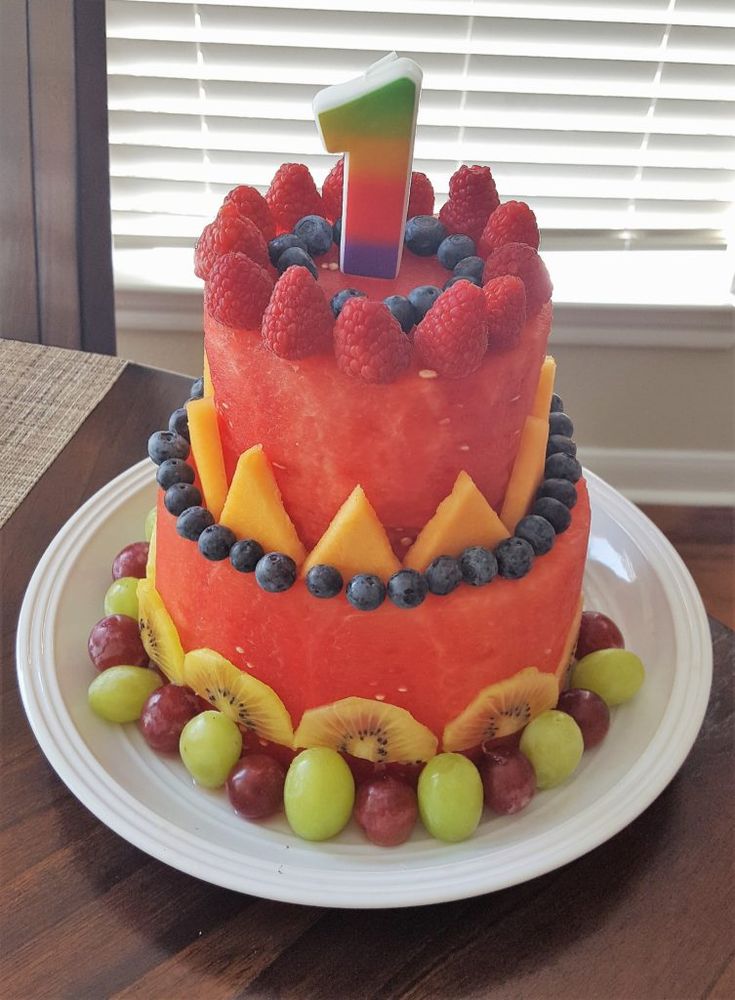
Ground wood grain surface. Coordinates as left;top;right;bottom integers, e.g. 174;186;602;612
1;363;733;1000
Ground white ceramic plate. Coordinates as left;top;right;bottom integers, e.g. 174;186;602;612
17;461;712;908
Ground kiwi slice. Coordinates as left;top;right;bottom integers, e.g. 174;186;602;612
145;515;157;584
137;578;185;685
442;667;559;752
555;596;584;690
294;696;438;764
184;648;293;747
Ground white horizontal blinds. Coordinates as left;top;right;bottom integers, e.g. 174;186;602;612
106;0;735;251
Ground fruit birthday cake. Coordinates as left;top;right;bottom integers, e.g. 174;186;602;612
88;58;645;846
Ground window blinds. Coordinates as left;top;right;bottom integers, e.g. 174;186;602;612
106;0;734;289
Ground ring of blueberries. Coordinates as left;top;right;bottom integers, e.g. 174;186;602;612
266;212;489;331
146;380;582;611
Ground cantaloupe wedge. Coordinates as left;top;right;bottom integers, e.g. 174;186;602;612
301;485;400;582
531;356;556;420
404;470;510;571
220;444;306;565
500;415;549;533
203;350;214;399
186;397;228;520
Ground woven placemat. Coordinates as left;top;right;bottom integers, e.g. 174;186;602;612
0;340;127;528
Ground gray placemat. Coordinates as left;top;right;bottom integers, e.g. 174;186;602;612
0;340;127;528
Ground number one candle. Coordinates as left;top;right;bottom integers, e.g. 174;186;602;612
313;53;423;280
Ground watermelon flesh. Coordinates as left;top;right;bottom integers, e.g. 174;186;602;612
155;480;590;740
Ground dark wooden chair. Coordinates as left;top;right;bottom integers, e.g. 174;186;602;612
0;0;115;354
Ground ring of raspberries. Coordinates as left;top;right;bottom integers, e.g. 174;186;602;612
195;161;552;384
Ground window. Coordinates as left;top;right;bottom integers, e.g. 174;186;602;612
107;0;734;345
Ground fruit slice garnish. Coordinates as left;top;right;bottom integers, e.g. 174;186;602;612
183;648;293;747
137;578;185;685
554;594;583;689
294;696;438;764
442;666;559;752
145;514;157;584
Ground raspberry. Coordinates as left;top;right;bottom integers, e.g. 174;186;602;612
204;252;274;329
483;275;527;351
414;281;488;379
222;185;275;241
321;157;344;222
407;171;435;218
482;243;552;315
261;266;333;359
194;214;270;280
266;163;324;233
478;201;539;257
438;165;500;242
334;298;412;384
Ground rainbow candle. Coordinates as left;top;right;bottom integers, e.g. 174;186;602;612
314;54;422;280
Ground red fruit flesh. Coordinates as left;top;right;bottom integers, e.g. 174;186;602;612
354;777;418;846
88;614;148;671
205;302;550;551
155;481;590;739
112;541;149;580
576;611;625;659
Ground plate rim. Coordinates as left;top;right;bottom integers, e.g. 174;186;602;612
16;460;713;908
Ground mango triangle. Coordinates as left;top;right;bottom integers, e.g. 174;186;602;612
499;414;549;533
403;471;510;571
531;356;556;421
220;445;306;565
203;350;214;398
301;485;401;583
186;396;228;520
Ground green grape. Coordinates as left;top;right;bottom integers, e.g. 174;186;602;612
179;711;242;788
104;576;139;619
283;748;355;841
571;649;645;706
88;665;162;723
144;506;157;542
520;710;583;790
417;753;483;843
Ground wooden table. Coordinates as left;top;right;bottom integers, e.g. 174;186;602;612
2;361;733;999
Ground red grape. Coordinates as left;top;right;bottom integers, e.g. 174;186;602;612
557;689;610;749
88;614;147;671
139;684;200;752
576;611;625;660
481;747;536;815
354;777;418;847
112;541;149;580
226;754;285;819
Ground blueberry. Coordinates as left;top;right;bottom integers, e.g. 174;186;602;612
168;407;190;442
532;496;572;533
408;285;441;321
383;294;416;333
549;411;574;438
550;392;564;414
459;546;498;587
255;552;297;593
147;430;189;466
156;458;195;490
190;377;204;400
164;482;202;517
268;233;308;265
198;524;236;561
495;537;534;579
346;573;386;611
443;274;480;290
546;435;577;460
515;514;555;556
277;246;318;279
331;287;365;318
404;216;447;257
230;538;265;573
387;569;429;609
305;564;344;599
425;555;462;595
294;215;333;257
536;478;578;510
437;234;476;270
545;452;582;483
332;217;342;246
176;505;214;541
453;256;484;283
